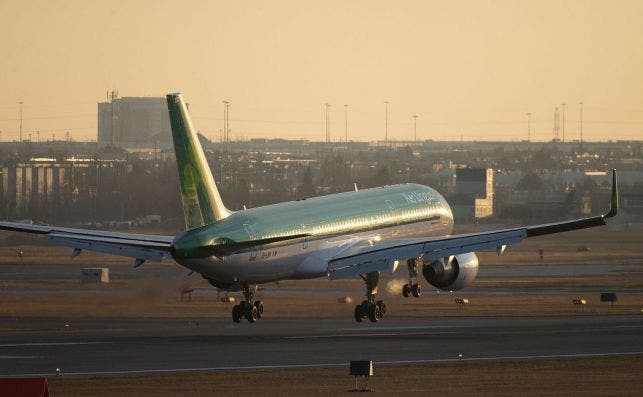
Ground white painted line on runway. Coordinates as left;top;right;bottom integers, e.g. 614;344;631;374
0;362;348;378
330;325;458;332
285;331;456;339
1;351;642;378
0;355;42;359
0;342;108;348
380;351;643;365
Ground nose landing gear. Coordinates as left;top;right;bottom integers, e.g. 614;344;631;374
232;285;264;323
354;271;387;323
402;258;422;298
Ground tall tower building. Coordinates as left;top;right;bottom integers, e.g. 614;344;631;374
98;96;171;148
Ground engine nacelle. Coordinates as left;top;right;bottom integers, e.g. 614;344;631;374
422;252;479;291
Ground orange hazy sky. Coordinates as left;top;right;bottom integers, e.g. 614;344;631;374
1;0;642;143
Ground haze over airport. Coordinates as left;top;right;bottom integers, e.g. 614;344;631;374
1;0;643;142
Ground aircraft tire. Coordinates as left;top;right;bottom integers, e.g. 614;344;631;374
247;305;258;323
354;305;363;322
402;284;412;298
412;283;422;298
376;300;387;316
368;304;382;322
368;305;382;323
254;301;264;318
232;305;242;323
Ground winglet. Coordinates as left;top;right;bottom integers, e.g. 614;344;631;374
604;169;618;218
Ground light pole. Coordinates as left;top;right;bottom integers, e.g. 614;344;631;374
18;101;23;142
0;168;4;219
344;104;348;143
579;101;584;144
384;101;389;146
561;103;566;143
526;112;531;142
222;101;230;144
412;114;418;144
324;103;331;143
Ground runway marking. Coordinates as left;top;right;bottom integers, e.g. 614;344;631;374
285;331;456;339
379;351;643;365
1;351;642;378
330;325;458;332
0;342;108;348
0;355;42;359
287;323;643;340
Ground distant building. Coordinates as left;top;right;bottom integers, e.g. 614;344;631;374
0;166;9;219
622;193;643;221
98;97;171;148
450;167;494;223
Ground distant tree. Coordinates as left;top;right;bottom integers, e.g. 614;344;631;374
373;164;392;187
581;177;598;194
299;166;316;198
320;155;351;192
234;178;251;209
398;146;413;159
99;145;127;156
516;172;545;192
529;147;555;170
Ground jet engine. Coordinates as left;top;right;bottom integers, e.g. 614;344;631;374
421;252;479;291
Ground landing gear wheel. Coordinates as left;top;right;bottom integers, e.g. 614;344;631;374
376;300;387;316
254;301;264;318
412;283;422;298
355;271;387;323
354;305;363;322
247;305;258;323
368;303;383;322
402;283;412;298
232;305;242;323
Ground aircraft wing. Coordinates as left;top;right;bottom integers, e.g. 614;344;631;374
0;222;174;262
327;169;619;280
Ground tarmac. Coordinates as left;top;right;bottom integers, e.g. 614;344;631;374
1;315;641;377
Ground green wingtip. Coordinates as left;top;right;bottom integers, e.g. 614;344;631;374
605;169;618;218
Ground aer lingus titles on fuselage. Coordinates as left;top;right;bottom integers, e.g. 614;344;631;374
0;92;619;324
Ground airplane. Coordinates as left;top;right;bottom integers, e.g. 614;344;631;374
0;93;619;324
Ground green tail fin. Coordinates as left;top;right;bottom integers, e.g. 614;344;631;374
166;93;231;229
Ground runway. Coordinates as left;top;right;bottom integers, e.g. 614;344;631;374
1;315;641;377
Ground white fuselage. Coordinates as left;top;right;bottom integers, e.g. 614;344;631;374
176;216;451;288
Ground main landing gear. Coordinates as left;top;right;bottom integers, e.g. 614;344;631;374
232;284;264;323
402;258;422;298
354;271;387;323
